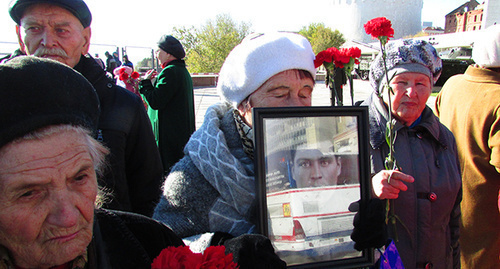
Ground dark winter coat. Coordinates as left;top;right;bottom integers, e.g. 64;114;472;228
139;59;195;172
88;209;184;268
363;93;462;269
73;55;164;217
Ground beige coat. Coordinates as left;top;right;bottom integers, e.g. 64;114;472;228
436;65;500;269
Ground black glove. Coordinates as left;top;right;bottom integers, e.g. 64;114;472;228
211;232;287;269
350;198;387;251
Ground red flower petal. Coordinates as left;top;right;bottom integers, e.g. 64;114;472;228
364;17;394;40
119;72;129;81
131;71;140;79
152;246;192;269
151;245;238;269
198;246;238;269
314;48;339;68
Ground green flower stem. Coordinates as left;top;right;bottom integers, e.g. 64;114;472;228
328;69;342;106
348;73;354;105
378;37;400;242
380;48;396;170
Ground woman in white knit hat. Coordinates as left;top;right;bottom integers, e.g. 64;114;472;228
152;32;315;256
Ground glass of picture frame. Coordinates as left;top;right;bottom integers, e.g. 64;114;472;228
252;106;373;268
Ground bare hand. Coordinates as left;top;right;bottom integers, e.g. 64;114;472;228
372;170;414;199
144;69;158;80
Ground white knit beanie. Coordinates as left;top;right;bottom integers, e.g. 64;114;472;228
217;32;316;108
472;24;500;68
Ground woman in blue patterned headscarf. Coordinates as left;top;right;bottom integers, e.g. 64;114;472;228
357;39;461;269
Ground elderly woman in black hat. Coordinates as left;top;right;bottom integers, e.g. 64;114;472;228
0;56;184;268
353;40;462;269
139;35;195;175
0;55;285;269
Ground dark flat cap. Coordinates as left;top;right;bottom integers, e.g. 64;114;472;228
0;56;100;150
158;35;185;59
9;0;92;28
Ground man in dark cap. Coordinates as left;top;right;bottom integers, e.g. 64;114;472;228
2;0;164;217
139;35;195;174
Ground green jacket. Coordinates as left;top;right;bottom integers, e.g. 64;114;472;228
140;60;195;173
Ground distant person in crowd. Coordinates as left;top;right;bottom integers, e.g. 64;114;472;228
94;53;105;69
332;67;347;106
435;24;500;269
139;35;195;174
122;54;134;69
113;65;147;108
104;51;117;73
113;51;122;67
0;56;184;268
152;32;316;253
6;0;164;217
352;40;461;269
0;56;284;269
292;140;342;188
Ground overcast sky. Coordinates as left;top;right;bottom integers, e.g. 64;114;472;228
1;0;465;60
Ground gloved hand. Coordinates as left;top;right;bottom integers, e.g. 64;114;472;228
211;232;287;269
350;198;387;251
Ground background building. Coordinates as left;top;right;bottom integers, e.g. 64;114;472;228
328;0;423;43
445;0;482;33
482;0;500;28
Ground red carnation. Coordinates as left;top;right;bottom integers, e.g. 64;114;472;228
199;246;238;269
364;17;394;41
151;246;238;269
119;72;129;81
314;47;339;68
333;48;350;68
131;71;140;80
348;47;361;58
152;246;200;269
314;50;333;68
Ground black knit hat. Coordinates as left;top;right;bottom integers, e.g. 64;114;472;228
0;56;100;150
9;0;92;28
157;35;186;59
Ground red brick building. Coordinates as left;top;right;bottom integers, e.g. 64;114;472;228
445;0;484;33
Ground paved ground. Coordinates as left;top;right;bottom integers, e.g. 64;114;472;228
193;79;438;129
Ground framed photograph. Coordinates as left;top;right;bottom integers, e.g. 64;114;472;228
253;106;373;268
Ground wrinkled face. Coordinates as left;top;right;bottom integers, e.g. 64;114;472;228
386;72;432;126
292;148;341;188
239;69;314;126
0;130;97;268
16;3;91;68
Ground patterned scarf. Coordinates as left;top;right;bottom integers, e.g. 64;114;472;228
233;110;254;160
185;103;256;236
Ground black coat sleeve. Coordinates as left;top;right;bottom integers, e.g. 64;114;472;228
124;94;164;216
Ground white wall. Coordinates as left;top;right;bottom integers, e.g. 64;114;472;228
328;0;423;43
482;0;500;29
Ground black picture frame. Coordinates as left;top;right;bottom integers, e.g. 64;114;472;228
253;106;373;268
